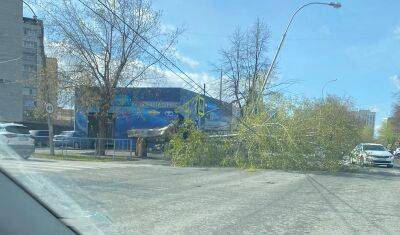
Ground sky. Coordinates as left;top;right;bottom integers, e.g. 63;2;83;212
150;0;400;132
24;0;400;132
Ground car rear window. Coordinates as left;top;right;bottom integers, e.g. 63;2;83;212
363;145;386;151
6;126;30;134
38;131;49;136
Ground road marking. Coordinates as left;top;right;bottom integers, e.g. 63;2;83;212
0;159;131;174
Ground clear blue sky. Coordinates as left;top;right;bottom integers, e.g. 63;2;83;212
25;0;400;131
152;0;400;131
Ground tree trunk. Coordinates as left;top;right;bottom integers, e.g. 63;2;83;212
97;109;108;156
135;137;147;158
47;113;54;156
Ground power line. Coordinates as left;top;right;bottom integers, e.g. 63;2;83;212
75;0;203;94
0;57;21;64
94;0;206;93
74;0;259;134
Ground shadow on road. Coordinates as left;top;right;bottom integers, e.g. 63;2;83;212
306;175;390;234
309;167;400;181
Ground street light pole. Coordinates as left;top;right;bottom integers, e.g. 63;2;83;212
22;0;37;19
321;78;338;99
253;2;341;113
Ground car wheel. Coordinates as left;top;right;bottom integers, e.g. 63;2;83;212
387;164;393;168
22;155;30;160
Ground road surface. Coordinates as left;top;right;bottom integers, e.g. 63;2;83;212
1;157;400;234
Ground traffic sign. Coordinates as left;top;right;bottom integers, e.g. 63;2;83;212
197;96;205;117
45;103;54;114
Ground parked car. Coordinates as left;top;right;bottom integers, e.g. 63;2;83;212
53;131;93;149
393;147;400;157
29;130;49;147
0;123;35;159
351;143;393;168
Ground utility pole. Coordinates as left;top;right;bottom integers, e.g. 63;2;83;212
202;83;206;129
219;68;223;101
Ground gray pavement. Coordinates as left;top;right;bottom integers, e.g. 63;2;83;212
1;157;400;234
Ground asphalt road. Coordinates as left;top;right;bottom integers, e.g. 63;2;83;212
1;157;400;234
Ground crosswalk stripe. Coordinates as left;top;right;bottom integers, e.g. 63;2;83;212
0;159;132;173
1;164;79;171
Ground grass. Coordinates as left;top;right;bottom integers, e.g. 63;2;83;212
33;153;132;162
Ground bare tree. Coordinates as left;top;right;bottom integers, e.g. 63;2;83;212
30;58;59;155
219;19;272;116
39;0;181;154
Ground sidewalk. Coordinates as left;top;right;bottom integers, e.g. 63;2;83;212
34;147;163;160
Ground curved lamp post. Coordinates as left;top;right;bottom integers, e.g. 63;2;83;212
322;78;338;99
22;0;37;19
21;0;55;156
254;2;341;113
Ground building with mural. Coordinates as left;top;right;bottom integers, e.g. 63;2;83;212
74;87;233;140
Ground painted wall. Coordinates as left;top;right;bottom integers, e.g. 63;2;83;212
75;88;232;139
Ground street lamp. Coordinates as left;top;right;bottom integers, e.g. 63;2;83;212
321;78;338;99
22;0;37;19
254;2;341;113
21;0;55;156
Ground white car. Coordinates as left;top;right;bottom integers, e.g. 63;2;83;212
351;143;393;168
393;148;400;157
0;123;35;159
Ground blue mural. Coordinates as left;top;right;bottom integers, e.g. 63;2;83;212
75;87;232;139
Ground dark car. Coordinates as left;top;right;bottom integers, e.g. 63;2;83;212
53;131;93;149
29;130;49;147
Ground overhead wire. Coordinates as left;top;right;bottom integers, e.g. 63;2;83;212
74;0;260;135
75;0;203;94
0;57;21;64
92;0;224;99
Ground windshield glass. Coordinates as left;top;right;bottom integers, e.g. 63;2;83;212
5;126;30;134
2;1;400;234
60;131;73;136
363;145;386;151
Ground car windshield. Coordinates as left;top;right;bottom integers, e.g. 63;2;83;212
363;145;386;151
30;130;48;136
5;126;29;134
60;131;74;136
2;1;400;234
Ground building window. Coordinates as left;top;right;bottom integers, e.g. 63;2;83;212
23;40;37;49
23;64;37;73
24;100;35;108
23;52;37;63
23;88;30;95
24;28;37;37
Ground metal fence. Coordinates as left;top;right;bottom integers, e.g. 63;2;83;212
34;137;154;159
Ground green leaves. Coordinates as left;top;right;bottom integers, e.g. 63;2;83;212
377;119;396;149
165;95;362;172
